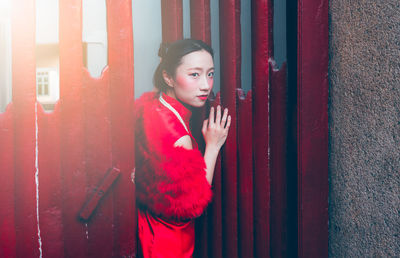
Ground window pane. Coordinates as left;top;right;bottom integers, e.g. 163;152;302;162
38;84;43;95
44;84;49;95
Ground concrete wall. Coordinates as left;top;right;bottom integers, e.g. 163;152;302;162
329;1;400;257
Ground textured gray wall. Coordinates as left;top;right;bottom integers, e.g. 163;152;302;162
329;1;400;257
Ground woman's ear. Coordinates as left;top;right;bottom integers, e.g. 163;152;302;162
162;70;174;88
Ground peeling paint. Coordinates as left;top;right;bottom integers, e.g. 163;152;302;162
35;102;43;258
131;168;135;184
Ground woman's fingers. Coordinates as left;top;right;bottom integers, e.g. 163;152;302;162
202;119;208;134
225;115;231;130
209;107;215;125
215;105;221;125
221;108;228;127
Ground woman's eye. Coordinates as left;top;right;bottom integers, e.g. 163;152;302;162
208;71;214;78
189;73;199;78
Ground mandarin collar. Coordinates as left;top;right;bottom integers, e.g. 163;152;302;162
160;92;192;124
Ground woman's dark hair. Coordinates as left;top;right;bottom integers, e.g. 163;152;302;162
153;39;214;93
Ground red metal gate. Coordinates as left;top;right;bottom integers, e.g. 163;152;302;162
0;0;328;257
0;0;135;257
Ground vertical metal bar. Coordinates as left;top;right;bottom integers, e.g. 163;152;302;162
106;0;136;256
161;0;183;42
37;103;64;257
252;0;273;257
189;3;212;256
270;62;288;257
208;93;223;258
219;0;241;257
194;213;208;258
59;0;88;256
11;0;39;256
83;68;114;257
188;0;211;174
297;0;329;257
0;105;16;257
237;89;254;258
190;0;211;45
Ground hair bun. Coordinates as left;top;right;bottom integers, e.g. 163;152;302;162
158;42;170;58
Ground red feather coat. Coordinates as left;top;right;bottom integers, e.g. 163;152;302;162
134;91;212;221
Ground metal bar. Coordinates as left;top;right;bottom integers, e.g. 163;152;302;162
219;0;241;256
194;213;208;258
208;92;223;258
161;0;183;42
237;89;254;258
189;4;212;255
106;0;136;255
79;167;121;221
190;0;211;44
270;61;288;257
11;0;39;256
37;103;64;257
59;0;88;256
0;105;16;256
82;68;114;257
297;0;329;256
251;0;273;256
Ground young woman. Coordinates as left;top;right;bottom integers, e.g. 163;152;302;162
134;39;231;257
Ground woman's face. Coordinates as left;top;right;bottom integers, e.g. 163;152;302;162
164;50;214;108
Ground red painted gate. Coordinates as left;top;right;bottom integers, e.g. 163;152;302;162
0;0;328;257
0;0;135;257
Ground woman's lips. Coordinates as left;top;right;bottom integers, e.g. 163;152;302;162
197;95;208;100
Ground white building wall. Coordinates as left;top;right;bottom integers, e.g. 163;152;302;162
82;0;108;78
0;0;254;108
0;0;12;112
132;0;162;98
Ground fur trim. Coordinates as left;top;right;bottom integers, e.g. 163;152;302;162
134;92;212;220
135;146;212;220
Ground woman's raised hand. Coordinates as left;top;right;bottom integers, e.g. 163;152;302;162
202;105;231;150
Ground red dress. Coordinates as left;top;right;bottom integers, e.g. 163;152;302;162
134;91;212;258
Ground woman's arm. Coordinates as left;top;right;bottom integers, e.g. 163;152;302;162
174;105;231;185
202;105;231;185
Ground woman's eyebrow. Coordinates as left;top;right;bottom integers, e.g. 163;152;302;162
187;67;215;71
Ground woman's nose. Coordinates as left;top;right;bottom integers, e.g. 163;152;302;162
200;76;211;90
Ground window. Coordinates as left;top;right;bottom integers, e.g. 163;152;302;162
36;70;50;96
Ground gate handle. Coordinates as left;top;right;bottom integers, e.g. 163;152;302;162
79;167;121;221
